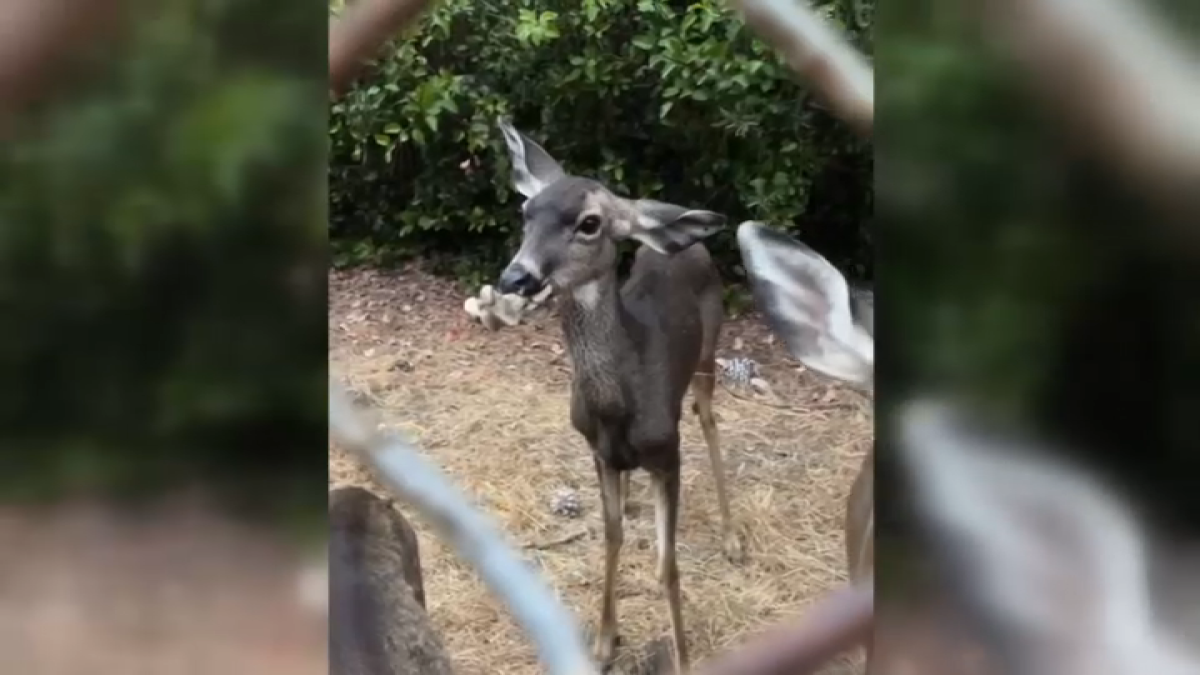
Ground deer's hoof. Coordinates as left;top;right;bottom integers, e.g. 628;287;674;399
629;637;681;675
592;629;620;669
723;532;745;565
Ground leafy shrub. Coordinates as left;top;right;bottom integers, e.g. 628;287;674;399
0;0;327;529
329;0;874;280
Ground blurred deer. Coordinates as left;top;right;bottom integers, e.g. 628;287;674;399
736;220;876;671
732;220;1200;675
894;401;1200;675
493;119;743;673
330;486;457;675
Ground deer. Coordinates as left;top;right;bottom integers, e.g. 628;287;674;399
735;220;875;670
735;219;1200;675
330;486;458;675
492;119;742;673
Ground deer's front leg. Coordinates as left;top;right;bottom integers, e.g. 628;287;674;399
593;457;624;667
652;466;688;674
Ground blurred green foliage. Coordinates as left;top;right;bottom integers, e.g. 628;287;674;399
0;0;328;531
329;0;874;282
877;0;1200;595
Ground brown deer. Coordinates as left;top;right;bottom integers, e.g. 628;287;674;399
735;220;875;670
736;222;1200;675
493;119;742;673
330;486;457;675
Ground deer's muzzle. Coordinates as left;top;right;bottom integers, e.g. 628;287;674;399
497;264;545;297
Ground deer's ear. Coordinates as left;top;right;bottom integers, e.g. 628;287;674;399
625;199;725;254
901;401;1198;675
736;221;872;385
497;119;566;198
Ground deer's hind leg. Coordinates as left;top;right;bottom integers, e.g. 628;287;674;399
619;471;634;518
692;360;743;563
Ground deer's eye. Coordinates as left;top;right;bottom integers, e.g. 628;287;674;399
576;215;602;236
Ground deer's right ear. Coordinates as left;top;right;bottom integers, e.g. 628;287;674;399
497;119;566;198
736;221;873;385
625;199;725;254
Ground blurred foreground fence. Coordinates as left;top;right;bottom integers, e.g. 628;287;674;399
7;0;1200;673
1;1;872;672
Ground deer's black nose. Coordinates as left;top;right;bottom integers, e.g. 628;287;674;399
497;266;544;297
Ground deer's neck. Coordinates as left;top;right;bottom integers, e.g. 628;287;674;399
559;272;633;390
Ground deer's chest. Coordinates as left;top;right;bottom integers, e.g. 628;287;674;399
569;368;680;472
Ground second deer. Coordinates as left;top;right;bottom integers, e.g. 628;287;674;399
493;119;742;672
736;221;875;670
330;486;457;675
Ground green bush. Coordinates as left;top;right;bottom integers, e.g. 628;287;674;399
0;0;327;532
329;0;874;281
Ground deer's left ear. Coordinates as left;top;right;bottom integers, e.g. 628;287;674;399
621;199;725;254
497;119;566;198
736;221;873;386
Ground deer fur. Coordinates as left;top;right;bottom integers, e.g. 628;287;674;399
494;119;742;673
330;486;456;675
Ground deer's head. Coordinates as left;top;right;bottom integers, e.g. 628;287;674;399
736;221;874;389
494;120;726;297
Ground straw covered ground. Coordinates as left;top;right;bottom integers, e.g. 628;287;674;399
329;265;872;675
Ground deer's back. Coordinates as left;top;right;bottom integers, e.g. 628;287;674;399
626;242;721;299
329;487;456;675
622;243;722;384
623;242;722;341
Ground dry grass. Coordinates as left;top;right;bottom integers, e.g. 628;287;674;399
329;265;872;675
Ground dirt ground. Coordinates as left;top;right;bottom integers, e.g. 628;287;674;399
0;500;327;675
329;265;872;675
